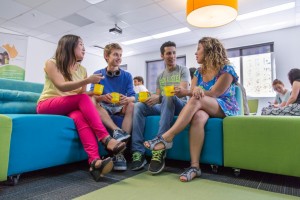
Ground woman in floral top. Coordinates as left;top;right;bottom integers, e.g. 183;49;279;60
144;37;239;182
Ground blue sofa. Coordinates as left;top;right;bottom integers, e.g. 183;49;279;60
0;78;121;184
144;86;243;170
0;78;242;184
0;78;91;184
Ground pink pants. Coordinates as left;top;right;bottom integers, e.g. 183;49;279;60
37;94;109;164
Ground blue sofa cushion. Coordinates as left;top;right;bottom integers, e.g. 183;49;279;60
0;89;40;102
0;101;37;114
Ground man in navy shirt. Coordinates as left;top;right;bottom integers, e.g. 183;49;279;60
90;43;135;171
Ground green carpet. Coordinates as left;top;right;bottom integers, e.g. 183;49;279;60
75;172;300;200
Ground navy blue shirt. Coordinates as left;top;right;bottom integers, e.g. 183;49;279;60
90;68;135;98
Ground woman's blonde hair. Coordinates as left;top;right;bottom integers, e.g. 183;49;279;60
198;37;229;75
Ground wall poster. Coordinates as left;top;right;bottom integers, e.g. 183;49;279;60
0;33;28;80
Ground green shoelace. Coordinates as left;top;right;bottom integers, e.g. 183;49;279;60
132;152;142;161
152;150;164;162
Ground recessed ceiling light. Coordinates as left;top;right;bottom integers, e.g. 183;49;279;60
122;27;191;45
85;0;105;4
152;27;190;39
122;36;153;45
237;2;295;21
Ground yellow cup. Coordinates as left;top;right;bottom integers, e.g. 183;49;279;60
139;91;150;102
111;92;120;104
164;85;174;97
93;84;104;95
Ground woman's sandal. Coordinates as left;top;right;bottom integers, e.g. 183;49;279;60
90;157;113;182
144;135;173;150
103;136;126;155
179;167;201;182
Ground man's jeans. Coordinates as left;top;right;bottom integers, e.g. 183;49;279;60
131;96;187;154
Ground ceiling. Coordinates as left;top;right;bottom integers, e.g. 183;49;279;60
0;0;299;57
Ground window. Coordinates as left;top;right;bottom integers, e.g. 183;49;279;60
146;56;186;93
227;43;275;97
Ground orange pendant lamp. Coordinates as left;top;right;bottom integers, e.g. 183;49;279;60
186;0;238;28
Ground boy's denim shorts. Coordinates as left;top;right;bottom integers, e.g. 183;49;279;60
100;102;123;115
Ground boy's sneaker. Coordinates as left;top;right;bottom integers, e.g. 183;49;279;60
113;154;127;171
131;152;147;171
113;128;130;142
148;150;166;174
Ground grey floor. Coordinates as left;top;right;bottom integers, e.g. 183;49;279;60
1;158;300;200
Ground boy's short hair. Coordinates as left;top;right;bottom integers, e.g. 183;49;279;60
104;43;122;61
272;79;284;86
160;41;176;55
133;76;144;84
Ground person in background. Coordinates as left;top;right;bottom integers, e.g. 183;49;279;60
131;41;190;173
133;76;148;93
144;37;239;182
0;53;4;65
262;69;300;116
90;43;135;171
271;79;291;108
3;51;9;64
189;67;197;80
36;34;126;182
236;82;250;115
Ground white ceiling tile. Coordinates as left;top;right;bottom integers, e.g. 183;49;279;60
43;35;62;44
146;24;188;35
11;9;56;29
36;0;90;18
238;0;294;14
132;15;180;34
24;29;44;37
1;21;30;34
172;10;187;23
0;0;30;20
0;17;6;24
158;0;186;13
119;4;168;24
35;20;78;35
14;0;50;8
0;27;25;35
237;10;296;30
77;6;112;23
94;0;153;15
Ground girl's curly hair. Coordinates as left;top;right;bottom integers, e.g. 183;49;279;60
198;37;229;75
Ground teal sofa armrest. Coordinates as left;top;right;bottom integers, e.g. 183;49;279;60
0;78;43;93
0;101;37;114
0;89;40;102
235;85;244;115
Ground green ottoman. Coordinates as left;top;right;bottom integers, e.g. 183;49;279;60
223;116;300;177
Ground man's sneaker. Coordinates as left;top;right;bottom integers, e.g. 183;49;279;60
148;150;166;174
113;154;127;171
113;129;130;142
131;152;147;171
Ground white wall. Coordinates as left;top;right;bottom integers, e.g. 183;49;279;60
25;37;56;83
24;37;107;84
122;26;300;113
24;26;300;111
123;26;300;89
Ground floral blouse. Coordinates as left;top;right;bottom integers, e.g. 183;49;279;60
194;65;239;116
